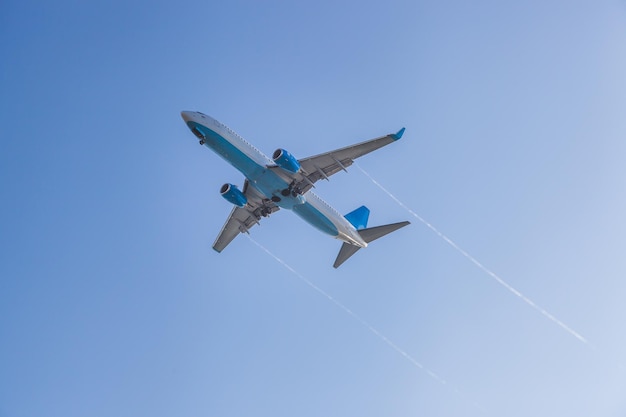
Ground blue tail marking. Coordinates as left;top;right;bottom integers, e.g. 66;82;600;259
344;206;370;230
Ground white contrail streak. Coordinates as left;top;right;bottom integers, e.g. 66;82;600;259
247;236;486;410
355;163;589;345
246;235;473;394
246;234;445;380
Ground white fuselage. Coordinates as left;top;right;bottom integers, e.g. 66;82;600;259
181;111;367;248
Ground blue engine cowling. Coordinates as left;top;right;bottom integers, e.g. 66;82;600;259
272;148;300;173
220;183;247;207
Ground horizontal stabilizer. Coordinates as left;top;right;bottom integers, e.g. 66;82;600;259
359;221;410;243
333;220;410;268
333;242;362;268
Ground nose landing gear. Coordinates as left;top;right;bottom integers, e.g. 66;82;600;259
192;126;206;143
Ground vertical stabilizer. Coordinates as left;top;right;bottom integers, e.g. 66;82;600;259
344;206;370;230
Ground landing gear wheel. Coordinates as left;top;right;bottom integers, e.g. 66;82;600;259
199;139;205;145
290;186;301;197
282;181;300;197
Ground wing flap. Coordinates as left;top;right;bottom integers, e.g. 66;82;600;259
212;206;253;252
212;180;279;252
300;132;399;174
267;129;403;194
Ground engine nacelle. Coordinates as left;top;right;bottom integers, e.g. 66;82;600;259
272;148;300;173
220;183;247;207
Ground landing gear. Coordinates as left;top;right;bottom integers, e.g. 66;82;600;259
253;205;274;221
192;127;206;143
281;181;302;197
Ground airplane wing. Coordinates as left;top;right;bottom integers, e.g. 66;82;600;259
267;128;405;194
213;180;279;252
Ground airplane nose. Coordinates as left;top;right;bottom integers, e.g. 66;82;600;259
180;111;193;122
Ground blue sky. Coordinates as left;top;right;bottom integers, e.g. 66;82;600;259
2;0;626;415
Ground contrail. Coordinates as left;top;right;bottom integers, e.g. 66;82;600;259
246;234;483;410
355;163;589;345
246;235;445;381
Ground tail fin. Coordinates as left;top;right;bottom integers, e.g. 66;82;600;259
333;221;410;268
344;206;370;230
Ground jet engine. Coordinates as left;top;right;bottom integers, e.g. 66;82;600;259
220;183;247;207
272;148;300;173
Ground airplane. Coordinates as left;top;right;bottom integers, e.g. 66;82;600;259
181;111;410;268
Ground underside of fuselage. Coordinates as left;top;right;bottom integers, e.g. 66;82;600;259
180;110;413;262
185;118;367;244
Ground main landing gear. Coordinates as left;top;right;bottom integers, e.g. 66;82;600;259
280;181;302;197
253;203;275;220
252;200;273;220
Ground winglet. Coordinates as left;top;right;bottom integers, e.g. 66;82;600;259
392;127;405;140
